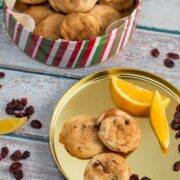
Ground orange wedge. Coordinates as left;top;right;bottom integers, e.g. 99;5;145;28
0;117;27;135
150;91;169;155
110;76;170;116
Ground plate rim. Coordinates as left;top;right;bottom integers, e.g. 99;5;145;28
49;68;180;179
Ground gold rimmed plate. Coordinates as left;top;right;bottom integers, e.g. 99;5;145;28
50;68;180;180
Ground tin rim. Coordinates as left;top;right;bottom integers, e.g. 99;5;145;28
49;68;180;179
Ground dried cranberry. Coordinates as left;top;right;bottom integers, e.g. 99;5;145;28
10;150;22;161
151;48;160;57
25;106;34;116
173;161;180;171
176;104;180;112
21;151;30;159
7;99;18;109
141;177;151;180
0;72;5;78
175;131;180;139
178;144;180;153
9;162;23;173
15;112;25;118
31;120;42;129
21;98;28;106
174;112;180;121
1;147;9;159
170;120;180;131
167;52;180;60
130;174;139;180
15;101;24;111
5;107;15;115
164;58;175;68
13;169;23;180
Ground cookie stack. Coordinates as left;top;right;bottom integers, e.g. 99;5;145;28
60;108;141;180
14;0;136;41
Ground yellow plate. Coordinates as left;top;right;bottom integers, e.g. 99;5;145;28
50;68;180;180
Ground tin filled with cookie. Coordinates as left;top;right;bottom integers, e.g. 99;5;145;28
3;0;142;68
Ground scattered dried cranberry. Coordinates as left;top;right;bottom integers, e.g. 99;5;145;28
21;98;28;106
176;104;180;112
21;151;30;159
164;59;175;68
170;120;180;131
15;100;24;111
25;106;34;116
10;150;22;161
7;99;18;109
175;131;180;139
141;177;151;180
5;107;15;115
1;147;9;159
173;161;180;171
151;48;160;57
9;162;23;173
15;112;26;118
0;72;5;78
13;169;24;180
174;112;180;122
130;174;139;180
31;120;42;129
167;52;180;60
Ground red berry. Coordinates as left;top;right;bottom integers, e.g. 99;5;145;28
21;151;30;159
31;120;42;129
9;162;23;173
173;161;180;171
1;147;9;159
130;174;139;180
13;169;24;180
15;100;24;111
15;112;25;118
171;120;180;131
10;150;22;161
7;99;18;109
174;112;180;122
175;131;180;139
151;48;160;57
141;177;151;180
5;107;15;115
176;104;180;112
164;59;175;68
167;52;180;60
21;98;28;106
0;72;5;78
25;106;34;116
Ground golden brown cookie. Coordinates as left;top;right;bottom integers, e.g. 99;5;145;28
49;0;97;13
121;3;136;18
60;13;100;41
49;0;60;12
97;108;141;153
24;6;53;25
34;13;64;40
19;0;47;4
89;4;121;34
84;153;130;180
100;0;134;12
59;115;105;159
14;1;30;12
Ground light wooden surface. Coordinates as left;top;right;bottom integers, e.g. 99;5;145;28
0;0;180;179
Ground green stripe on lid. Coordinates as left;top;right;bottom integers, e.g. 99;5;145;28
24;32;33;52
9;16;16;39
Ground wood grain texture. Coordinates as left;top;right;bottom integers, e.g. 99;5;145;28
0;136;65;180
0;69;77;139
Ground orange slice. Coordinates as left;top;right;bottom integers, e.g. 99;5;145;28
150;91;169;155
110;76;170;116
0;117;27;135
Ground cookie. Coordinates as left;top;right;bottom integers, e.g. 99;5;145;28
49;0;97;13
84;153;130;180
34;13;64;40
24;6;53;25
14;1;30;12
100;0;134;12
49;0;60;12
19;0;47;4
89;4;121;34
59;115;105;159
60;13;100;41
97;108;141;153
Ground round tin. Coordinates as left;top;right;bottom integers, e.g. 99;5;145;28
50;68;180;180
4;0;142;68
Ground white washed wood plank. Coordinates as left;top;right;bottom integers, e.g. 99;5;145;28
0;136;65;180
0;69;77;139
